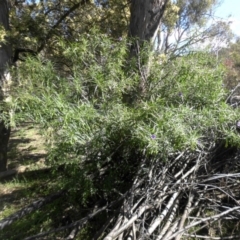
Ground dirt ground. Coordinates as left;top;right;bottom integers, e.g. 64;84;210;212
0;123;47;219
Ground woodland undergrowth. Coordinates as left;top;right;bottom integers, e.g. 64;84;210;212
1;31;240;239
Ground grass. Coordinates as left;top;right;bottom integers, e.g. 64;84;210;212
7;122;46;169
0;123;88;240
0;123;59;239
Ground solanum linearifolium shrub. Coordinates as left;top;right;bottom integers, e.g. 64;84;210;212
9;29;240;204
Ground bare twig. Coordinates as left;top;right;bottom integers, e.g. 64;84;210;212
104;204;151;240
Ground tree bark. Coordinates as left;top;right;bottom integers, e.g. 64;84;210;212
129;0;169;43
0;0;11;172
127;0;168;101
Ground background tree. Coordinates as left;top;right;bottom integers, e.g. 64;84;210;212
158;0;232;56
219;38;240;90
129;0;168;42
9;0;130;62
0;0;11;171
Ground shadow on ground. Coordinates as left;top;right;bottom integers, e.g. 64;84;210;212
0;122;49;222
7;123;47;169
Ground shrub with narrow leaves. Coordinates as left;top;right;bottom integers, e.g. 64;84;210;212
9;30;240;204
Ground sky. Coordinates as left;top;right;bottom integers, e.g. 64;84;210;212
215;0;240;37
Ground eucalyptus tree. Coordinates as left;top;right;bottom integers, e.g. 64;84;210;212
219;39;240;90
158;0;232;55
0;0;11;171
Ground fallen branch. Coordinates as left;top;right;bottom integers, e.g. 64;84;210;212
104;204;152;240
0;166;50;179
183;233;240;239
0;190;65;230
168;206;240;239
24;192;127;240
0;166;28;179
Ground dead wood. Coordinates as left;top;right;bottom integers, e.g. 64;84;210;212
0;165;51;180
0;190;65;230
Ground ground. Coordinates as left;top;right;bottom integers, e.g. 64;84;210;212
0;123;94;240
0;123;52;239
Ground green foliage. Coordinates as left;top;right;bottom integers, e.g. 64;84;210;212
174;0;218;26
9;30;240;205
8;0;130;64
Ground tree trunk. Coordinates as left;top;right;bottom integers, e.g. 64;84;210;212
127;0;168;101
129;0;168;43
0;0;11;172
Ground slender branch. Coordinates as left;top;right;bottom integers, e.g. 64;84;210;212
37;0;90;53
175;192;194;240
147;192;180;236
104;204;151;240
13;48;38;63
13;0;91;62
161;220;179;240
156;199;179;240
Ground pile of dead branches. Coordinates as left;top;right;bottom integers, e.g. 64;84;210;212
97;144;240;240
6;141;239;240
